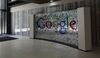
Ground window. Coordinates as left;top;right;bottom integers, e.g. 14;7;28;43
0;0;7;34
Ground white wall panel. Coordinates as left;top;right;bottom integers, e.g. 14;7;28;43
78;7;92;51
12;10;34;38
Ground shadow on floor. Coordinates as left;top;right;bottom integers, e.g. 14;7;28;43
0;36;18;42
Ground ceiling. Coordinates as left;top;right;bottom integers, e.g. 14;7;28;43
10;0;59;4
22;0;59;4
8;0;59;7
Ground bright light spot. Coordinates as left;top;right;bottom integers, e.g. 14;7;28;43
15;29;21;32
15;28;30;32
22;28;30;32
50;0;53;3
49;2;57;6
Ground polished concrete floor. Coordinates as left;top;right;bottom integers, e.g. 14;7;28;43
0;36;100;58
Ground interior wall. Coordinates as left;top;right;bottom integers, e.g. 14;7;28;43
10;0;92;38
90;0;100;46
11;0;84;37
96;0;100;46
77;7;92;51
11;10;34;38
35;9;78;47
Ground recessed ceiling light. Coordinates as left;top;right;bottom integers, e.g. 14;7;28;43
49;2;57;6
50;0;53;3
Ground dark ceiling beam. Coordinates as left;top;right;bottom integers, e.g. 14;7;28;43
8;0;28;7
22;0;59;4
8;0;59;7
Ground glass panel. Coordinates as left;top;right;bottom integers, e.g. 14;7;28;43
0;11;1;34
0;0;7;35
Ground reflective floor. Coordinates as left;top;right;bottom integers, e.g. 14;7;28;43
0;36;100;58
